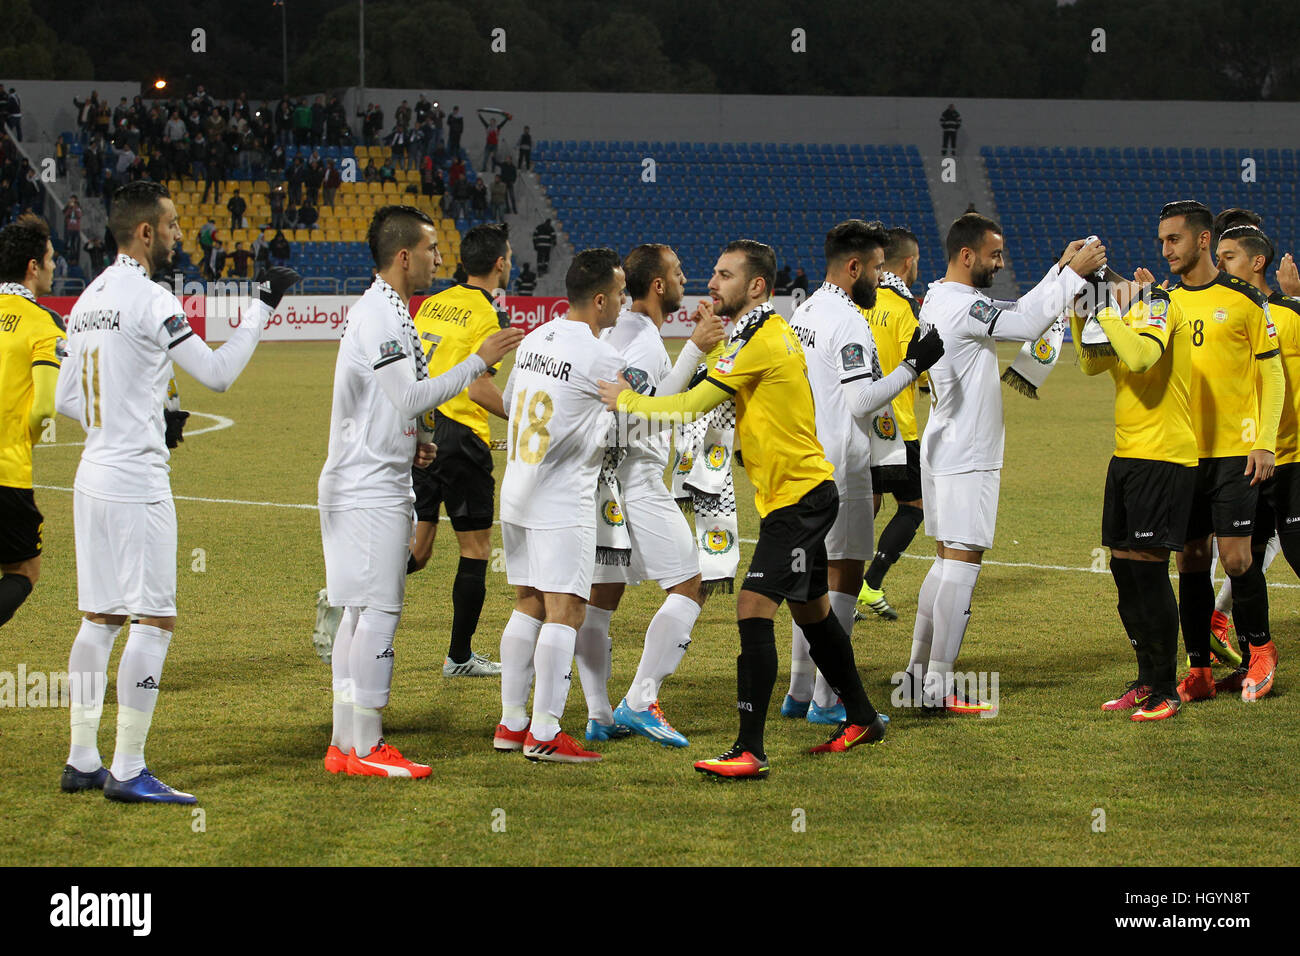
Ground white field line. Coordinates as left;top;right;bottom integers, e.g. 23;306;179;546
25;480;1300;591
34;411;235;448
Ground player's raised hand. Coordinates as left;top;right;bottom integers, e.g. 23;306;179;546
690;307;726;352
1278;253;1300;297
597;372;632;410
903;326;944;374
256;266;302;309
1133;267;1156;286
1068;239;1107;278
476;326;524;365
414;442;437;469
1057;239;1088;269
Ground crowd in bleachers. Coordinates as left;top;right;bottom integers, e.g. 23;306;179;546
0;130;44;227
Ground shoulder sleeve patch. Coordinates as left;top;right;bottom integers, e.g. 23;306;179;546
969;300;1001;325
376;339;405;364
840;342;867;371
623;365;650;394
164;313;191;336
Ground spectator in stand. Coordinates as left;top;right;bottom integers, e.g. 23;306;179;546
415;95;431;125
227;188;247;231
283;200;299;231
292;98;312;146
515;261;537;294
420;154;434;196
54;250;69;279
252;228;270;271
275;97;294;146
269;184;286;230
430;101;445;150
363;158;379;183
268;142;286;182
202;137;227;203
74;92;100;142
287;155;306;204
471;177;488;215
517;125;532;170
447;106;464;154
190;131;208;183
448;155;466;188
774;264;793;294
940;103;961;156
395;99;412;130
499;153;518;213
389;123;409;171
453;261;468;284
56;137;68;178
447;176;470;220
204;238;226;281
269;229;291;266
479;111;511;170
228;240;253;278
18;164;41;215
326;96;346;146
307;95;324;146
532;218;556;275
6;88;22;140
94;100;111;140
204;107;226;144
82;138;102;197
409;119;429;174
298;199;318;233
379;157;396;183
429;165;445;201
198;219;217;259
490;175;508;220
85;234;106;278
305;153;325;205
792;266;809;292
323;159;341;207
360;102;383;146
63;195;83;261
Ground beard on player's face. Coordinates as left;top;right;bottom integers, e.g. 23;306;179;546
971;259;997;288
850;271;878;309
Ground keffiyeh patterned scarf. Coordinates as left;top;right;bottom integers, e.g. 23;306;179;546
374;275;428;380
0;281;36;301
1002;313;1067;399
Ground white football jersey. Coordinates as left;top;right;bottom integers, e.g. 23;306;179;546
318;278;455;510
499;319;625;530
602;309;674;488
60;255;193;502
919;265;1084;477
788;282;877;499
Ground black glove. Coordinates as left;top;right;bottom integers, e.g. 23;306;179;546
164;409;190;448
256;266;302;309
903;326;944;374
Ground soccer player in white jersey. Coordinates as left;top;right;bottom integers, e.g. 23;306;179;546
319;205;522;778
573;243;726;746
905;213;1105;713
493;248;629;763
54;181;300;803
783;220;944;724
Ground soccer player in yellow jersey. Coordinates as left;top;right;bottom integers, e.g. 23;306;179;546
0;214;61;629
410;222;513;676
859;226;926;620
1159;201;1283;704
1210;222;1296;701
1074;278;1196;721
598;240;888;779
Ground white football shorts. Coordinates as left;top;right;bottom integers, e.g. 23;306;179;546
320;505;413;612
74;491;178;618
503;521;596;598
921;467;1001;552
824;494;875;562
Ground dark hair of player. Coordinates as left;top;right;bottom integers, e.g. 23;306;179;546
461;221;509;276
108;180;170;247
824;219;888;266
722;239;776;295
565;247;622;303
1159;200;1213;237
623;243;673;300
1212;207;1261;247
1219;224;1275;270
0;213;51;283
945;212;1002;261
367;204;436;269
883;226;919;264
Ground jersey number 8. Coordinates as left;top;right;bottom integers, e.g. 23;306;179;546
510;387;553;464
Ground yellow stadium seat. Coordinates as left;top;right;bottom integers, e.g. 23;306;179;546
251;181;270;194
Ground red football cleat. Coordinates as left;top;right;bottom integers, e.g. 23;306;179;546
346;740;432;778
323;744;348;774
1242;641;1278;702
1176;667;1216;703
1102;683;1151;712
523;731;602;763
493;722;529;752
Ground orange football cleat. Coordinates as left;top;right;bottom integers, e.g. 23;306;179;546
1176;667;1216;702
523;731;602;763
809;715;887;753
346;740;432;778
694;744;769;779
1215;668;1248;695
493;722;529;752
1131;698;1179;722
323;744;348;774
1242;641;1278;703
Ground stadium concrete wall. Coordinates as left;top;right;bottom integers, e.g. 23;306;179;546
0;79;142;145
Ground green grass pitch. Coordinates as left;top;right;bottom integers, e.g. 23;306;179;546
3;338;1297;866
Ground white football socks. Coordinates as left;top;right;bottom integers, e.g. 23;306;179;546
925;559;981;705
575;605;614;723
500;610;542;732
789;621;815;702
330;607;359;753
626;593;699;712
109;623;171;781
1215;534;1280;614
350;607;400;755
531;623;576;742
907;558;945;702
66;618;119;773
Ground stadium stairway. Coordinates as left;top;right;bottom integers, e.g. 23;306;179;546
920;150;1019;300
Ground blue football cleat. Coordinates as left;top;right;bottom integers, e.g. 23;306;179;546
103;768;198;805
780;694;810;718
60;764;109;793
613;698;689;748
585;719;631;741
807;700;847;725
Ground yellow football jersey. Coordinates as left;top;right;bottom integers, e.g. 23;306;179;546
412;283;506;447
1267;292;1300;466
1171;272;1277;458
863;283;921;441
704;312;835;517
0;291;64;488
1105;290;1198;466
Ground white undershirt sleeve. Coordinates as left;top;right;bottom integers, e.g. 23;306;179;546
841;363;918;419
374;353;488;419
168;300;268;392
656;341;705;395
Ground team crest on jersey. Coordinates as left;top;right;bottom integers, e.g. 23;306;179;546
969;300;1000;325
676;451;694;474
702;528;735;555
1032;337;1057;365
164;313;190;336
602;500;625;527
705;443;728;470
54;336;68;359
1149;298;1168;319
1267;314;1278;339
872;412;898;441
378;339;403;359
1213;308;1228;323
623;365;650;394
421;409;436;429
714;341;743;375
840;342;867;371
